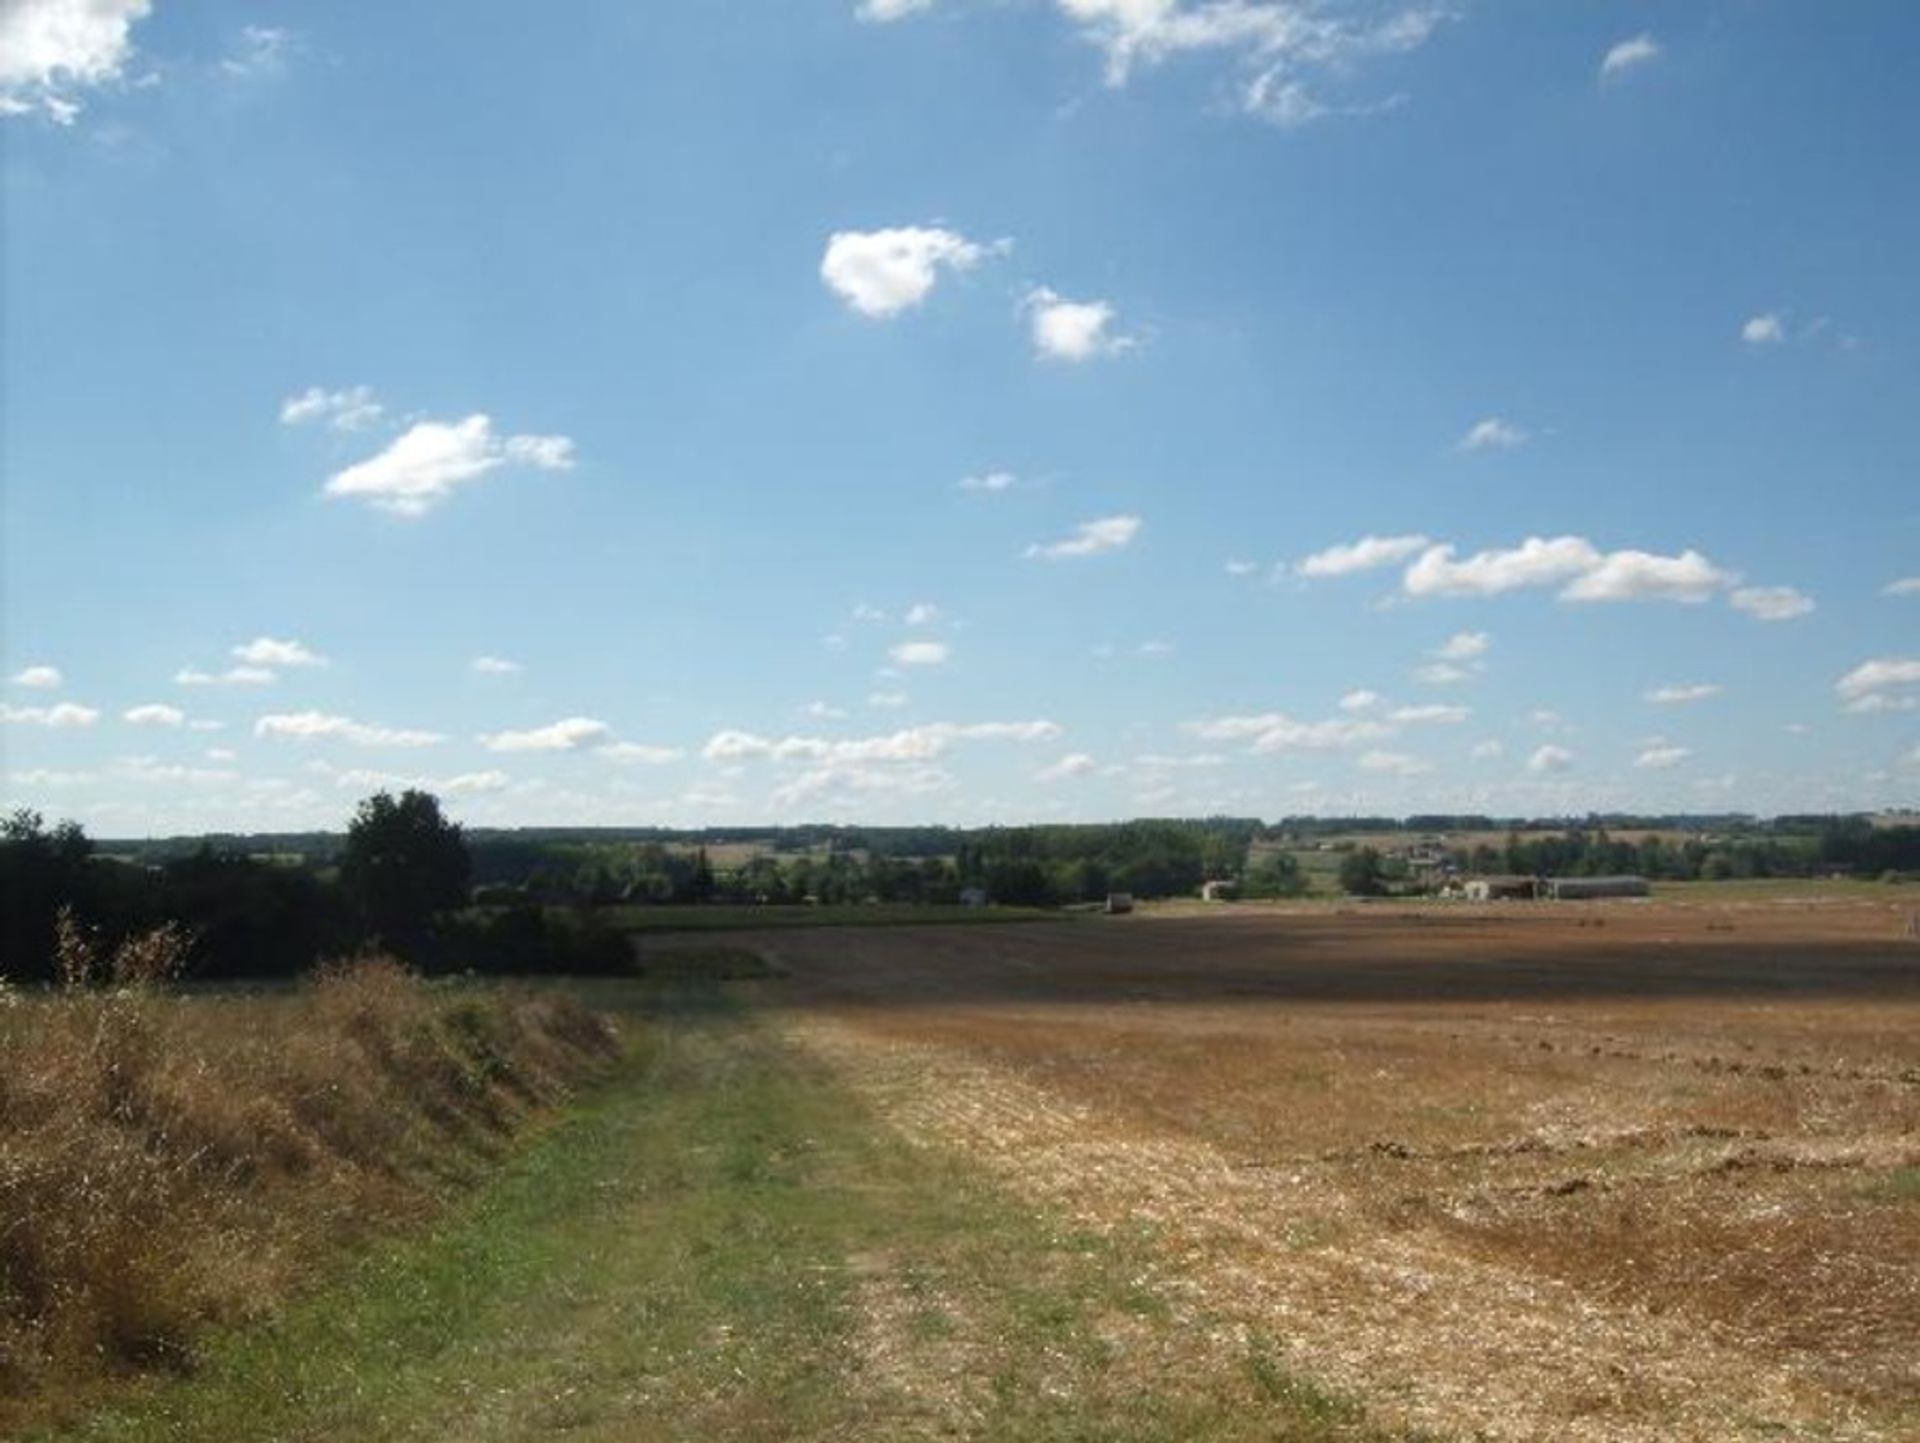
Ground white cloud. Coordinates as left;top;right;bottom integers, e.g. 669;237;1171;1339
1339;689;1381;712
598;742;684;764
819;226;994;318
904;602;941;626
1025;513;1142;560
444;770;511;795
1185;711;1390;753
123;703;185;727
857;0;934;20
176;665;276;687
478;717;613;753
1527;744;1575;774
867;691;910;709
1433;631;1489;662
233;636;326;668
1882;577;1920;598
0;0;150;124
1224;558;1259;577
1356;749;1430;777
1412;662;1472;686
9;665;61;689
1458;418;1527;452
1469;739;1504;760
1635;745;1692;770
255;711;444;748
958;470;1017;493
324;414;575;517
703;720;1060;767
1053;0;1446;126
1645;683;1720;705
802;700;848;720
1389;704;1469;725
1729;585;1814;621
889;640;950;667
770;762;953;811
1741;313;1786;346
1036;753;1097;782
222;24;294;80
1599;33;1660;82
1024;287;1132;361
471;655;522;675
1136;639;1174;657
1403;535;1600;597
2;701;99;728
1560;548;1731;604
1835;657;1920;707
279;384;382;430
1296;533;1429;578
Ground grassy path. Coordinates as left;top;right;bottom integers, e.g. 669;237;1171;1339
43;983;1414;1443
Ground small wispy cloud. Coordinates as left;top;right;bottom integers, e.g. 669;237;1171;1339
1458;417;1527;452
1025;514;1142;560
1023;287;1134;362
1741;313;1786;346
1599;33;1661;83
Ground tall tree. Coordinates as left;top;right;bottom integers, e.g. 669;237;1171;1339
340;791;471;944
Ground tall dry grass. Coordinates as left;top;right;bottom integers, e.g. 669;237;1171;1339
0;916;620;1426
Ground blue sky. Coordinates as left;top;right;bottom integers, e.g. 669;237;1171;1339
3;0;1917;834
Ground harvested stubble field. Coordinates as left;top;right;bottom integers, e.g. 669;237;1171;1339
736;898;1920;1442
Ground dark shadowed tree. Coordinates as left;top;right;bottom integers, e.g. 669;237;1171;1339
1338;846;1387;898
340;790;471;945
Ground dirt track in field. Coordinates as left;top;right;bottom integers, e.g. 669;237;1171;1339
691;900;1920;1442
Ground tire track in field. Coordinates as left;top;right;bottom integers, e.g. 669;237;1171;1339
780;1011;1901;1443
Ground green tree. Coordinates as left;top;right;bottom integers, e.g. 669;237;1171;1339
340;790;471;944
1338;846;1387;897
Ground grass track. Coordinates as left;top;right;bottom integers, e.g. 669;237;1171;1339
43;981;1418;1443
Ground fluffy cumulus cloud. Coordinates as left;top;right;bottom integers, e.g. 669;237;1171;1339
1635;744;1692;770
176;665;275;687
1036;752;1097;782
233;636;326;668
820;226;995;318
10;664;61;689
857;0;934;19
255;711;444;747
889;640;950;667
1432;631;1489;662
1561;549;1731;603
1835;658;1920;714
1388;703;1469;725
1339;689;1381;712
1294;533;1429;578
124;703;185;727
324;414;575;516
1184;711;1389;753
279;385;382;430
1400;535;1741;606
1023;287;1132;361
1741;313;1786;346
1599;33;1660;82
1527;743;1575;774
1403;536;1601;597
1645;683;1720;705
479;717;614;753
1458;417;1527;452
1025;514;1142;560
0;0;151;124
2;701;100;727
1052;0;1446;126
703;720;1060;767
1729;585;1814;621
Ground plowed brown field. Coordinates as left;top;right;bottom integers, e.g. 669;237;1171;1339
701;899;1920;1442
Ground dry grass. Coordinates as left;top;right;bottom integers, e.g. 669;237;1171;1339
0;922;619;1432
749;899;1920;1440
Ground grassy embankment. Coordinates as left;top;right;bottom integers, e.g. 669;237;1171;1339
0;929;619;1436
35;971;1423;1443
